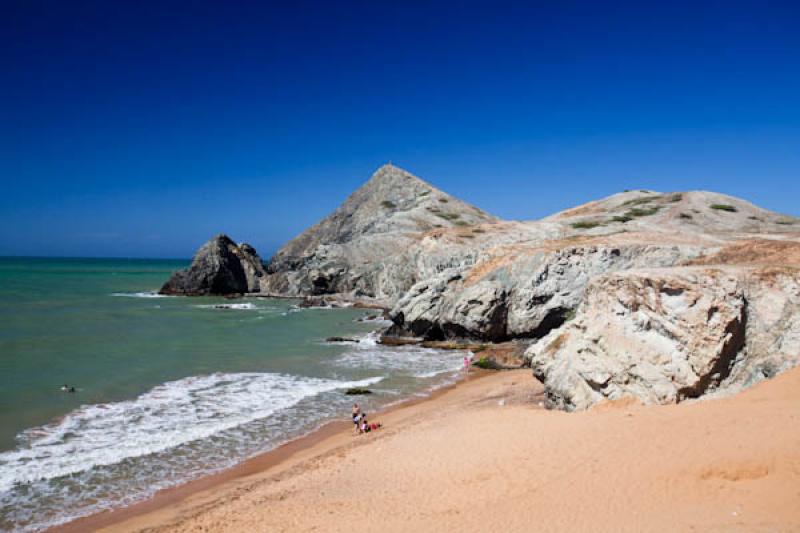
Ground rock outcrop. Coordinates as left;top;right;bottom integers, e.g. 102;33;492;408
385;190;800;343
160;234;267;296
388;242;705;341
168;163;800;408
525;264;800;410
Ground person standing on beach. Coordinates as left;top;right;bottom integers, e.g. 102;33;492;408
352;403;361;434
463;355;471;372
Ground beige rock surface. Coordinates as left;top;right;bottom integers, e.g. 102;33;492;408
526;263;800;410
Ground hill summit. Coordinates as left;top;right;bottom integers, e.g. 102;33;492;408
262;163;496;296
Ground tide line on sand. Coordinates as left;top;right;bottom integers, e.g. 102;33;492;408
55;367;800;532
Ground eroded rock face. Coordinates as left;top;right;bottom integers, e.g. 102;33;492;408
723;268;800;390
389;276;508;340
389;244;705;342
159;235;266;296
525;266;800;410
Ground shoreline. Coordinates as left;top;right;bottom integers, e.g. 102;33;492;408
53;365;800;532
50;368;500;533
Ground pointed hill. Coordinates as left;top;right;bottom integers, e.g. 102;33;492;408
270;164;495;262
263;164;497;298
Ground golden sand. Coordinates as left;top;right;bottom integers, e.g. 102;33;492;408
57;367;800;532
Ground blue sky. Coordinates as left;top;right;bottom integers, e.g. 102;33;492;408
1;1;798;258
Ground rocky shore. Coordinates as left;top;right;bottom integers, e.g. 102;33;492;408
161;163;800;409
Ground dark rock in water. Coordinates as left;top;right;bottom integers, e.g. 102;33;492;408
297;296;373;309
297;296;333;308
326;336;358;343
378;335;423;346
345;388;373;395
159;234;267;296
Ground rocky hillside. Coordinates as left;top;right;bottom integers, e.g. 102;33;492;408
262;164;496;299
163;164;800;409
387;189;799;340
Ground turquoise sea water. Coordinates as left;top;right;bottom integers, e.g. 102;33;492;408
0;258;466;531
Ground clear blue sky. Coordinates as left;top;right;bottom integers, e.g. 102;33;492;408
1;1;798;258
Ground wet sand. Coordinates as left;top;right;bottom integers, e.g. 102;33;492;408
55;367;800;532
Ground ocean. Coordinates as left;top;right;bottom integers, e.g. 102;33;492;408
0;257;467;531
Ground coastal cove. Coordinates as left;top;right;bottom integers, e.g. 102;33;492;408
5;2;800;529
56;368;800;532
51;369;503;533
0;257;470;531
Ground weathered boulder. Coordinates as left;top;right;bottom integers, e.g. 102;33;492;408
525;266;800;410
236;243;267;293
389;275;508;340
159;234;266;296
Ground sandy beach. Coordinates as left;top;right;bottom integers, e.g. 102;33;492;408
54;367;800;533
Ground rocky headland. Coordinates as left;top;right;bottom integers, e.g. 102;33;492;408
162;164;800;409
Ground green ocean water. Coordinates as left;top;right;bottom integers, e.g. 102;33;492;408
0;257;466;531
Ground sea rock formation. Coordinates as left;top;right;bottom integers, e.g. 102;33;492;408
174;163;800;408
159;234;267;296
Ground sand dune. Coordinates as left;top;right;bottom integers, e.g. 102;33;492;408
65;368;800;532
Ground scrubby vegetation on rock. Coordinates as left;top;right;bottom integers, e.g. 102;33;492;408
571;221;601;229
611;215;633;223
625;206;661;217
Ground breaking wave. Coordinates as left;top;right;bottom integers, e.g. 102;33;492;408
0;372;382;531
111;292;170;298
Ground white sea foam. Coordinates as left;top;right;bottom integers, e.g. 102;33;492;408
111;292;170;298
413;369;449;379
323;331;381;346
333;340;465;380
0;373;382;495
0;322;465;530
358;331;381;346
195;302;259;310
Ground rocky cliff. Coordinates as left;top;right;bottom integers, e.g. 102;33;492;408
165;164;800;408
525;245;800;410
